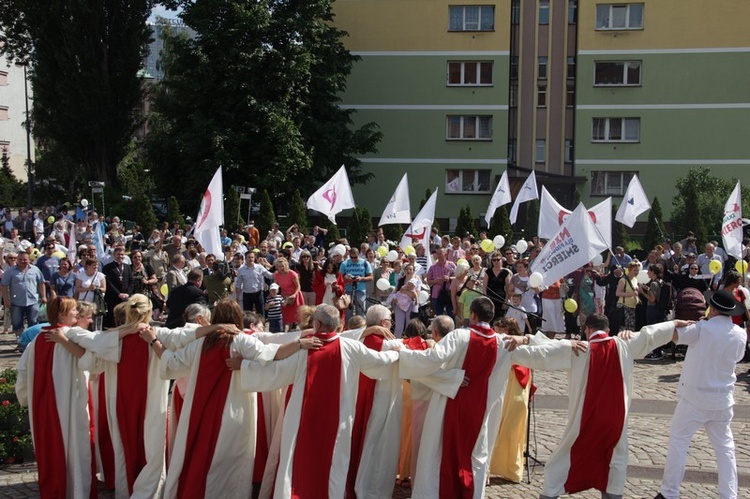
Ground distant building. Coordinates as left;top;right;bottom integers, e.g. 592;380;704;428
144;17;196;82
0;54;34;181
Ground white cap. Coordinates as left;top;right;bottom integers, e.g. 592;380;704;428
269;283;280;291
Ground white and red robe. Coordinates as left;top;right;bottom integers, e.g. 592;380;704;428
160;334;281;498
15;325;95;498
398;324;571;499
240;332;399;498
73;326;198;498
513;322;674;497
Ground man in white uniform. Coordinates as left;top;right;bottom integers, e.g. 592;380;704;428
657;289;747;499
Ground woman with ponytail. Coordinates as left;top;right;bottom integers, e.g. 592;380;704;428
15;296;95;498
143;298;321;499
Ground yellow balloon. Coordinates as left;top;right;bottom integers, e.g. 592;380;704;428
709;259;722;275
52;250;66;260
377;246;388;258
160;283;169;297
47;216;55;224
735;260;748;274
456;258;468;267
480;239;495;253
564;298;578;313
404;245;415;256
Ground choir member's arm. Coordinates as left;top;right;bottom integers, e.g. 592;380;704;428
624;320;685;358
413;368;467;399
357;340;400;380
274;336;321;360
158;339;200;379
239;354;300;393
506;334;583;371
139;327;166;359
44;329;86;358
253;330;300;345
399;330;462;380
14;348;30;407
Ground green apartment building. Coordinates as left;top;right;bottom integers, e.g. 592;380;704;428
334;0;750;230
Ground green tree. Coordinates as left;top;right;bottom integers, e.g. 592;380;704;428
288;190;308;234
348;206;373;247
382;224;403;243
133;194;158;234
167;196;185;228
322;218;341;247
419;188;433;209
671;166;750;243
224;186;242;232
455;205;477;238
642;197;666;251
612;203;631;249
525;199;539;238
256;189;277;237
0;0;155;185
0;149;23;206
489;205;512;248
146;0;381;202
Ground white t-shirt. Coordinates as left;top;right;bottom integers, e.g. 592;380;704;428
77;272;105;302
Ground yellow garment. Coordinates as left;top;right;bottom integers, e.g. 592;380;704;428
489;370;530;482
397;380;413;479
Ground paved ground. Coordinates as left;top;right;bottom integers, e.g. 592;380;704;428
1;331;748;498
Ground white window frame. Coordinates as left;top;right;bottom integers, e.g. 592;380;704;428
538;56;548;79
596;3;644;30
446;61;493;86
590;171;637;196
592;117;640;143
537;82;547;107
446;115;493;141
594;60;642;86
445;169;492;193
449;5;495;31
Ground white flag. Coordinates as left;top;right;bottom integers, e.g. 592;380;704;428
379;173;412;226
401;188;437;250
539;187;612;247
722;181;743;259
307;165;356;224
509;171;539;225
530;203;610;287
484;170;512;226
193;167;225;260
67;221;77;261
615;174;650;228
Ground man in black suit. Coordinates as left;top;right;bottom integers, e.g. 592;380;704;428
102;244;134;327
165;269;207;328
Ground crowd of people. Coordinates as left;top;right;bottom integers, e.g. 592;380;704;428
2;204;748;498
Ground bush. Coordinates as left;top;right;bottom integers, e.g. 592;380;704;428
0;369;33;465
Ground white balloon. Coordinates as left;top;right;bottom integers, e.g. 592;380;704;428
418;290;430;306
80;199;89;207
493;235;505;249
592;254;604;267
516;239;528;254
637;269;650;284
387;250;399;262
529;272;544;289
376;278;391;291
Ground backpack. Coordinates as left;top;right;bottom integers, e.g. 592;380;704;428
656;281;672;312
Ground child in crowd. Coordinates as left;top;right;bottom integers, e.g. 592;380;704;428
504;291;532;334
458;277;482;327
265;283;284;332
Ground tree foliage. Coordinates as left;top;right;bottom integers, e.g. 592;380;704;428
642;197;666;251
133;194;158;234
525;199;539;239
322;218;341;247
166;196;185;228
288;190;308;234
347;206;373;248
419;188;433;210
256;189;277;238
224;186;242;232
0;0;155;185
671;167;749;245
612;203;630;249
488;205;512;247
455;205;477;239
145;0;382;203
0;150;24;206
382;224;403;243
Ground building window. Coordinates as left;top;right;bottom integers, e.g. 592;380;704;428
539;0;550;24
508;139;517;163
447;61;493;86
565;139;574;162
537;82;547;107
569;0;577;23
510;56;519;79
566;80;575;107
446;169;492;193
0;71;7;86
535;140;546;163
592;117;640;142
449;5;495;31
567;57;576;78
538;56;548;79
0;106;8;121
591;171;636;196
447;115;493;140
511;0;520;24
596;4;644;30
594;61;641;86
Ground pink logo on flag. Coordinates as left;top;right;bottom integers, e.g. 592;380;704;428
197;190;212;230
726;203;740;214
405;227;426;240
558;210;597;225
323;187;337;209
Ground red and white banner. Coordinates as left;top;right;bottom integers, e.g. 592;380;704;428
539;187;612;247
531;204;610;287
307;165;356;224
721;181;743;259
194;167;224;259
401;188;437;270
379;173;412;226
